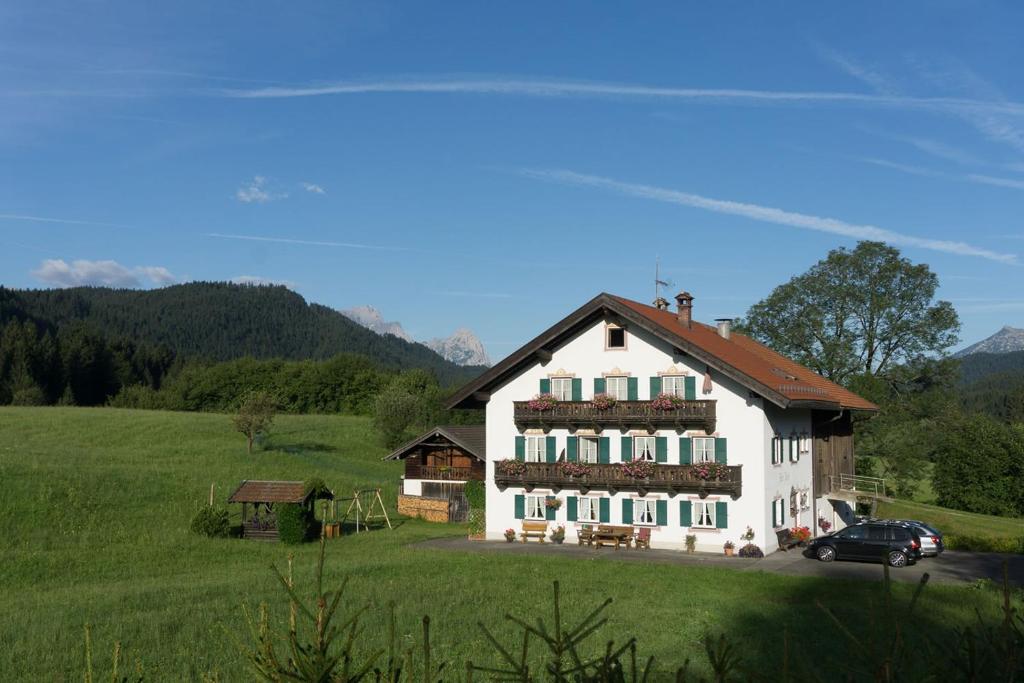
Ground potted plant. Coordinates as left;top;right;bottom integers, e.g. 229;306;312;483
545;497;562;511
740;526;755;543
559;461;591;477
591;393;617;411
818;517;832;533
685;534;697;553
692;462;727;481
527;393;558;411
791;526;812;545
620;459;655;479
550;525;566;544
504;528;517;543
738;543;764;558
495;459;526;476
650;392;685;411
723;540;735;556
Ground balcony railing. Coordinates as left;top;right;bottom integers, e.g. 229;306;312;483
406;465;480;481
513;399;716;432
493;461;742;499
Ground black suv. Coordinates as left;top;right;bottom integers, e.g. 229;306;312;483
808;522;923;567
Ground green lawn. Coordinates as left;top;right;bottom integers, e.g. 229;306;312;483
876;497;1024;538
0;407;1016;680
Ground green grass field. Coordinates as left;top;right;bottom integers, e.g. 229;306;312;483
0;407;1017;680
876;497;1024;538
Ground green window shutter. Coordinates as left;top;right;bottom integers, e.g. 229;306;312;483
571;378;582;401
621;498;633;525
656;500;668;526
781;502;785;527
655;436;668;463
514;436;525;461
771;502;777;528
599;497;610;523
567;496;578;522
593;377;606;395
566;436;578;462
789;438;796;463
539;378;550;394
715;438;728;464
598;437;610;464
620;436;633;462
680;500;692;527
649;376;662;398
546;436;557;463
679;437;692;465
715;501;728;529
684;375;696;400
514;495;525;520
546;496;556;521
627;377;639;401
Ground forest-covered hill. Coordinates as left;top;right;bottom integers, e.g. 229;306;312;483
958;351;1024;424
0;283;485;385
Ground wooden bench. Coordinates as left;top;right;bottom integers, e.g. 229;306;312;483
520;520;548;543
594;524;634;550
775;528;801;552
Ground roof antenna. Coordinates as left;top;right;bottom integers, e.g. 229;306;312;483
653;257;672;310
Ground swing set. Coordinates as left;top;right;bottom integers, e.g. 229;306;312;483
321;488;393;538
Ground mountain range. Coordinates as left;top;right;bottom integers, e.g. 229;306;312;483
955;326;1024;357
341;305;491;366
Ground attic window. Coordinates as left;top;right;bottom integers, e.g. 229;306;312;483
606;324;626;350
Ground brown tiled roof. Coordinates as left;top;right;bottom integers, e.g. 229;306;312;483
227;480;311;504
447;292;877;413
384;425;486;461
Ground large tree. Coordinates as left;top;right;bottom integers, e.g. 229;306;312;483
741;241;959;385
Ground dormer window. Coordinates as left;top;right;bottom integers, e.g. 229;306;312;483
606;324;626;350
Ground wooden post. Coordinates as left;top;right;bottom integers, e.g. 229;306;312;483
209;483;215;507
287;554;296;634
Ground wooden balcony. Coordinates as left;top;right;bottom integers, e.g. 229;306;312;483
513;400;716;433
405;465;481;481
493;462;742;499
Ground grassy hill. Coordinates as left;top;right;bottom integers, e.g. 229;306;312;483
0;407;1015;680
876;498;1024;539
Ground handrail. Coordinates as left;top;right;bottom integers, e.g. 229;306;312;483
830;473;885;497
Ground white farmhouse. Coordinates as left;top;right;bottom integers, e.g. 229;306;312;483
438;292;877;554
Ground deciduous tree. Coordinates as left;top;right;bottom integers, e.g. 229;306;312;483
232;390;277;454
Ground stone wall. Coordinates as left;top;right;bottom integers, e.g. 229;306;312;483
397;494;450;523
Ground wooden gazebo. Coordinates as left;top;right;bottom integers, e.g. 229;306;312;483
228;480;314;541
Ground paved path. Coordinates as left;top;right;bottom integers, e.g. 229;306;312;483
416;537;1024;587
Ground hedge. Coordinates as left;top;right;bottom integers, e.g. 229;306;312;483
277;503;314;544
942;534;1024;554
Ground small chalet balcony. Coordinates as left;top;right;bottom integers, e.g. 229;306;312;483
493;461;742;499
513;399;716;433
404;465;478;481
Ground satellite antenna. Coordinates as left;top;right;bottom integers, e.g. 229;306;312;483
655;257;673;301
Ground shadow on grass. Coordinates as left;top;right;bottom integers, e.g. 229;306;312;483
265;440;338;454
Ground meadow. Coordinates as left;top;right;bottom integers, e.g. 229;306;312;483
0;407;1017;680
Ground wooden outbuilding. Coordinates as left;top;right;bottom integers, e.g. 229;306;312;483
227;480;314;541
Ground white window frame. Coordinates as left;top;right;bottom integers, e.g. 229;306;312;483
634;436;656;461
579;436;599;464
772;435;784;465
525;495;546;520
789;434;800;462
578;496;600;522
525;436;546;463
772;498;785;528
693;501;715;529
799;433;812;455
550;377;573;401
606;376;628;400
633;499;656;526
661;375;686;397
606;324;627;350
693;437;715;463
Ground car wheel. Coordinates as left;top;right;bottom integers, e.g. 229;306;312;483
816;546;835;562
888;551;908;567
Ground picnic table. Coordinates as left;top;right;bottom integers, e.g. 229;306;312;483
593;524;633;550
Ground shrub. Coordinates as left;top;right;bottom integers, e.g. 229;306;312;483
468;509;486;536
464;480;485;510
738;543;764;558
276;503;313;544
943;534;1024;554
107;384;166;410
11;385;46;406
303;477;332;500
190;506;230;538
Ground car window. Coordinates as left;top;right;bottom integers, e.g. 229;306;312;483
867;526;888;541
844;525;868;540
892;528;910;541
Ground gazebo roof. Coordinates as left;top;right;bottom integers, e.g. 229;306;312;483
227;480;312;504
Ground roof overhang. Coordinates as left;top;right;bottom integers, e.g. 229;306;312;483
383;426;486;462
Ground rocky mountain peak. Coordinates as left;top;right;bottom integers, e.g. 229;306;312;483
955;325;1024;356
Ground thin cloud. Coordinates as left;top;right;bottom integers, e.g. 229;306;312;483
0;213;130;228
235;176;287;204
521;169;1018;265
231;275;296;288
31;259;178;288
861;158;1024;192
302;182;326;194
207;232;412;252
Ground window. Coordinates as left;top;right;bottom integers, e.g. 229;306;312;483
693;501;715;528
789;434;800;462
525;436;546;463
842;525;867;540
771;498;785;528
525;495;546;520
606;376;628;400
771;435;784;465
606;325;626;349
693;437;715;463
579;437;599;464
662;375;685;397
551;377;572;401
867;526;887;541
634;436;656;461
633;499;656;525
799;432;812;455
578;496;600;522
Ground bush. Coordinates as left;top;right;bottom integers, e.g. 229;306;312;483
943;534;1024;554
107;384;167;410
738;543;764;558
468;509;486;536
303;477;332;500
11;385;46;406
190;506;230;538
277;503;314;544
464;480;485;510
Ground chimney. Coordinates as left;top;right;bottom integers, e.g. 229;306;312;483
715;318;732;340
653;296;669;311
674;291;694;328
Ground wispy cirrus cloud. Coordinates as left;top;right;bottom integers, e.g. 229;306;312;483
235;176;288;203
861;157;1024;192
0;213;130;228
31;259;178;288
521;169;1018;264
207;232;411;252
302;182;326;194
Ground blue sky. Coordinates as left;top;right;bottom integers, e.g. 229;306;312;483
1;2;1022;356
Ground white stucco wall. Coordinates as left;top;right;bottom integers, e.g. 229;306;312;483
761;405;814;553
484;316;796;552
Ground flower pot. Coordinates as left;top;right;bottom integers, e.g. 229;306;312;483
468;532;485;541
724;548;734;556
